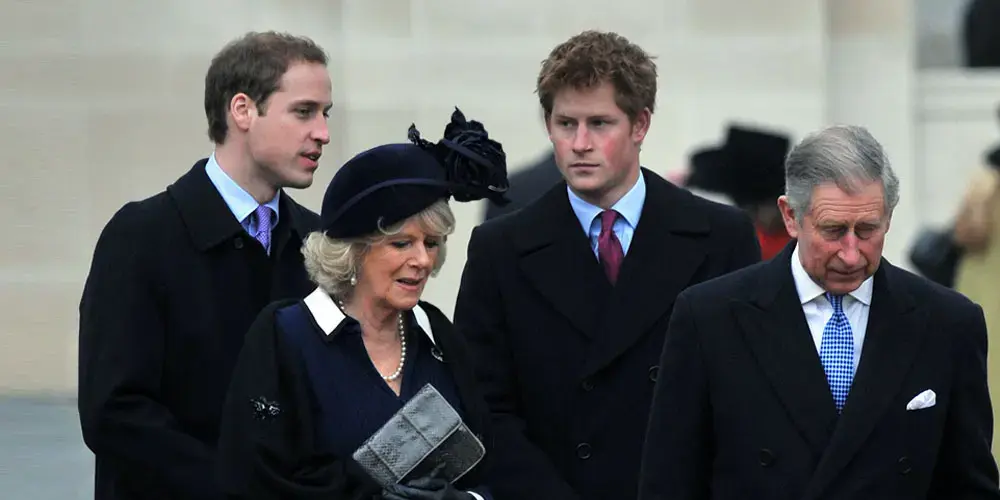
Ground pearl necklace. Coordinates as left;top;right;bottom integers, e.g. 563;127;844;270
337;299;407;382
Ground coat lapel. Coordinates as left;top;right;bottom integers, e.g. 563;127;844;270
732;245;839;455
168;159;247;251
270;192;317;259
168;158;317;256
804;262;924;498
418;302;490;439
582;171;710;375
515;183;611;339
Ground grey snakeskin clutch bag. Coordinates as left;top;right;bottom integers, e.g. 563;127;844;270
352;383;485;488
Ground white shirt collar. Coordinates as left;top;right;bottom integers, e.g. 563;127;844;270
790;244;874;306
301;287;436;344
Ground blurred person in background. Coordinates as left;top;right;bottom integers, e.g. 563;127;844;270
964;0;1000;68
77;31;331;500
454;30;761;500
954;144;1000;459
684;124;793;260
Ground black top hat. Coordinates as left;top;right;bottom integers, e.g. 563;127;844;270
688;146;736;194
724;126;791;205
320;108;510;239
687;124;791;205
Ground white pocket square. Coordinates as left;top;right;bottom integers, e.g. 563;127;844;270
906;389;936;411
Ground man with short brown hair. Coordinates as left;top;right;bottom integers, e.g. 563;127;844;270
78;31;332;500
454;30;761;500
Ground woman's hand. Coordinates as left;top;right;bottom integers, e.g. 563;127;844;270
381;464;474;500
381;476;473;500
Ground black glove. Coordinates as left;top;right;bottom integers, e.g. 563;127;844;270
381;465;474;500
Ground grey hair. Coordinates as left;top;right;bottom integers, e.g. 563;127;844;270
784;124;900;222
301;199;456;299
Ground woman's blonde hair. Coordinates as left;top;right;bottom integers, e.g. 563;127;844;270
302;199;456;299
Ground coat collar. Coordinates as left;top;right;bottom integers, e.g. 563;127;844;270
566;170;646;238
167;159;314;252
512;168;709;253
745;242;914;316
790;244;874;306
301;287;436;345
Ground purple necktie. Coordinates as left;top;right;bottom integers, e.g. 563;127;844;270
253;205;272;254
598;210;624;284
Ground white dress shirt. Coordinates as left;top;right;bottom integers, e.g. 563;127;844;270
789;244;874;370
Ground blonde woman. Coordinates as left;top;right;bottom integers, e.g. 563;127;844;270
217;109;509;500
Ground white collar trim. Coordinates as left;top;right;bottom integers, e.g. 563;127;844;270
301;287;436;344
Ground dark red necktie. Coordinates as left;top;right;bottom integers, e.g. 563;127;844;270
598;210;624;284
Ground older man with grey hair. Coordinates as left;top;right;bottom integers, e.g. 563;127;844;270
638;124;1000;499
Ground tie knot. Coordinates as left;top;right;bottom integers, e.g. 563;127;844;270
255;205;273;229
599;210;619;234
826;292;844;312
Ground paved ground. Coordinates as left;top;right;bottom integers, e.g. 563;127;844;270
0;396;93;499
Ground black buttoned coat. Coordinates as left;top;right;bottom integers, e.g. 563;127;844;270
78;160;320;500
453;168;761;500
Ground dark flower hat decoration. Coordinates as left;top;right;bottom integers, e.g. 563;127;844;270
407;107;511;204
320;107;510;239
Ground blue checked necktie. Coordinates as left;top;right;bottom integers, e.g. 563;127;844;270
250;205;272;255
821;293;854;412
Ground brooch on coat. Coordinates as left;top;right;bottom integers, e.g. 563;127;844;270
250;396;282;421
430;346;445;363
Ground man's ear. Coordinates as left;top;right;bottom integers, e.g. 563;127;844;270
631;107;651;144
229;93;256;133
777;195;800;239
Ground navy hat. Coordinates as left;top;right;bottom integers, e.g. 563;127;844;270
321;108;510;239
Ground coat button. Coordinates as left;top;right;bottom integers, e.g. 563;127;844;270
897;456;912;475
581;378;594;391
648;365;659;382
233;237;244;249
759;448;775;467
576;443;592;460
